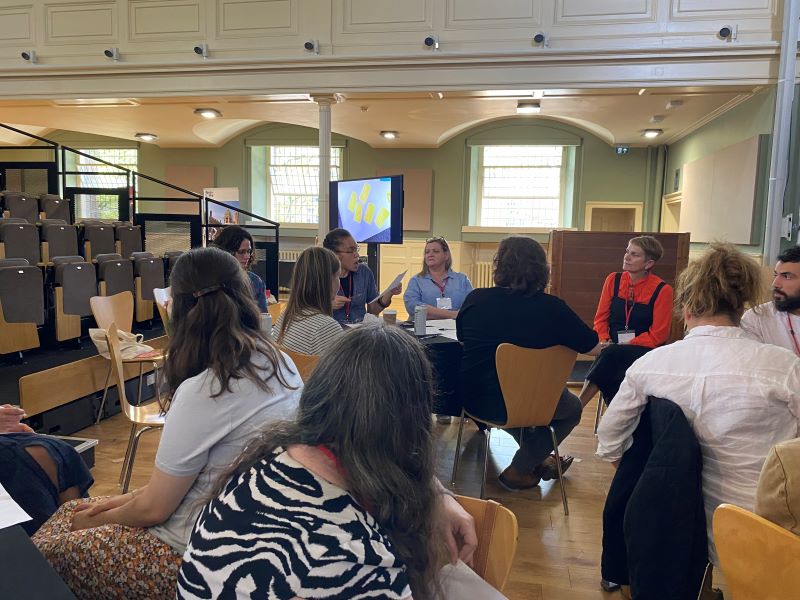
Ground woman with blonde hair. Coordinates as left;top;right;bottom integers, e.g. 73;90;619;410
597;242;800;566
273;246;343;355
404;236;473;320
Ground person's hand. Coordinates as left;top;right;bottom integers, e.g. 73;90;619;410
71;508;103;531
437;494;478;566
73;494;131;518
0;404;27;433
332;296;350;310
390;283;402;296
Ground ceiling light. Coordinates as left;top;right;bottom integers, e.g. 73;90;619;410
665;100;684;110
135;132;158;142
650;115;665;124
642;129;663;139
194;108;222;119
638;88;647;96
380;131;398;140
516;100;541;114
430;92;444;100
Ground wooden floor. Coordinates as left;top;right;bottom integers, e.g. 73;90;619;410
75;389;619;600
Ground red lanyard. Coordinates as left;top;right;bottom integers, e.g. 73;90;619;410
432;276;448;297
787;313;800;356
317;445;341;471
624;275;636;330
339;273;353;320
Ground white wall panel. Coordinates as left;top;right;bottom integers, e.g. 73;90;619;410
556;0;654;23
129;0;203;40
0;5;34;44
671;0;775;19
446;0;541;28
341;0;431;31
217;0;295;37
45;2;117;43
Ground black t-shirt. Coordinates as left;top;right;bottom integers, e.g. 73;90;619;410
456;287;598;423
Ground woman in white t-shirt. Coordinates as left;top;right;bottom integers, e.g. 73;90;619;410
274;246;344;355
33;247;303;600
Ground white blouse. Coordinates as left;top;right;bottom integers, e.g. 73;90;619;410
741;301;800;355
596;325;800;563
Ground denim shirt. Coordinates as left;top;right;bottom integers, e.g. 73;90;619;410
333;263;379;324
403;270;473;315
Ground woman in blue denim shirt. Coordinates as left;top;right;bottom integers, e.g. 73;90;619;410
404;237;473;320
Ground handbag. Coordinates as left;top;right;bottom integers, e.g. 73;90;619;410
89;328;155;360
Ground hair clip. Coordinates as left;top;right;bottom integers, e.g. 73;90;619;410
192;284;223;298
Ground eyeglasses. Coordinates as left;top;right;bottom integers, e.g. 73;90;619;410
234;248;253;256
336;245;360;255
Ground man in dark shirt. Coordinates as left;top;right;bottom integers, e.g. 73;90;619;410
457;237;601;490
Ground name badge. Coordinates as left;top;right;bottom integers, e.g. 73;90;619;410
436;297;453;310
616;330;635;344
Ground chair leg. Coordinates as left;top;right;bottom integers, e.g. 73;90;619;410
122;426;155;493
450;410;466;487
480;428;491;499
550;425;569;516
136;363;144;406
95;364;112;424
119;423;137;486
594;393;605;435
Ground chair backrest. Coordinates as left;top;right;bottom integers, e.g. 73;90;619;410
0;258;29;267
39;195;71;223
105;322;132;417
3;192;38;223
56;261;96;317
83;224;116;258
115;224;143;258
494;343;578;428
268;300;285;322
281;347;319;382
454;495;519;591
98;256;134;296
42;222;79;259
153;287;171;336
0;221;40;266
90;291;134;333
0;264;44;325
713;504;800;600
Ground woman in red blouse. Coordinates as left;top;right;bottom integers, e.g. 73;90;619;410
578;236;674;408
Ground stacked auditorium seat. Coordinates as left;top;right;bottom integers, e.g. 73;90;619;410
96;253;134;297
40;219;79;264
52;256;96;342
115;223;143;258
81;221;116;260
0;218;41;266
132;252;165;322
39;194;71;223
1;191;39;223
0;258;44;354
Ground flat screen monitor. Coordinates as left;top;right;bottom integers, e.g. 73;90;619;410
329;175;403;244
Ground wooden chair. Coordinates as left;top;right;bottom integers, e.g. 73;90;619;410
454;495;518;592
105;322;166;493
153;287;170;337
267;300;286;324
713;503;800;600
281;347;320;382
90;292;165;423
451;344;577;512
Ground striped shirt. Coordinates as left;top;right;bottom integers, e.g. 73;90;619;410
273;311;343;356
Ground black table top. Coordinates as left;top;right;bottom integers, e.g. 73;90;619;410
0;525;76;600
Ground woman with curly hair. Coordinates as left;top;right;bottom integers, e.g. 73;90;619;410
456;236;603;491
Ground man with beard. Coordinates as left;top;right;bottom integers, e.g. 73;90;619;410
741;246;800;355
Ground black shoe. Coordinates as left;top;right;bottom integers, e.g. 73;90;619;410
601;578;620;592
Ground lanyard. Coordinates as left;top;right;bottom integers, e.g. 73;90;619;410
624;274;636;330
339;273;353;321
432;275;448;297
787;313;800;356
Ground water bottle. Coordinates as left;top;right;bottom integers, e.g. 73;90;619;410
414;305;427;336
260;312;273;340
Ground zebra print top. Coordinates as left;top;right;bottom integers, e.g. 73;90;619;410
177;449;412;600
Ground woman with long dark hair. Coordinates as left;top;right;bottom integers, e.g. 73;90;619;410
178;325;449;599
274;246;343;355
213;224;269;312
34;247;302;599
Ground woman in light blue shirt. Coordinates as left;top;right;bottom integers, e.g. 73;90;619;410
404;236;473;320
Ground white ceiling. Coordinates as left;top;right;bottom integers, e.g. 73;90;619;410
0;85;766;149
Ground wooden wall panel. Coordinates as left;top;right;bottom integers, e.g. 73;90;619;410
0;5;34;45
556;0;654;23
217;0;295;37
45;1;117;44
446;0;542;28
129;0;204;40
548;230;690;334
343;0;431;30
376;168;432;232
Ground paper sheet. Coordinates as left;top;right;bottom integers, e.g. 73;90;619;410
369;270;407;304
438;560;508;599
0;481;31;530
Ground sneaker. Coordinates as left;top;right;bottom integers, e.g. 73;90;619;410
436;415;452;424
498;465;542;491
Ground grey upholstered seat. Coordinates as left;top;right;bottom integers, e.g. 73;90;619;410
115;224;143;259
41;221;79;261
0;221;40;266
2;192;39;224
97;253;133;296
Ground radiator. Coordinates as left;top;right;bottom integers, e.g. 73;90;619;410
279;249;302;261
473;262;493;288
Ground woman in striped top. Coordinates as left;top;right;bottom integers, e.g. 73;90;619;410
273;246;343;355
178;325;446;599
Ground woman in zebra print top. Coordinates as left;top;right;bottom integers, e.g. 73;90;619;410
179;324;458;599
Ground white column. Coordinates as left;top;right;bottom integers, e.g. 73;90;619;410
763;1;799;262
314;94;334;244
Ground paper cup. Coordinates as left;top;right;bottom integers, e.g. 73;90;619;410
383;309;397;325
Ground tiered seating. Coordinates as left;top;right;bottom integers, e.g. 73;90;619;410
52;256;96;342
0;218;41;266
164;250;183;279
41;219;79;264
39;194;71;223
115;223;143;258
96;253;134;297
0;258;44;354
81;221;116;260
1;191;39;223
132;252;165;322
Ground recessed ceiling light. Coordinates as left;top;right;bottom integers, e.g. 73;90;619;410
194;108;222;119
650;115;665;123
638;88;647;96
642;129;663;139
380;130;398;140
135;132;158;142
517;100;541;114
430;92;444;100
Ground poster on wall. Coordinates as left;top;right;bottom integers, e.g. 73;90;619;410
203;187;240;242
